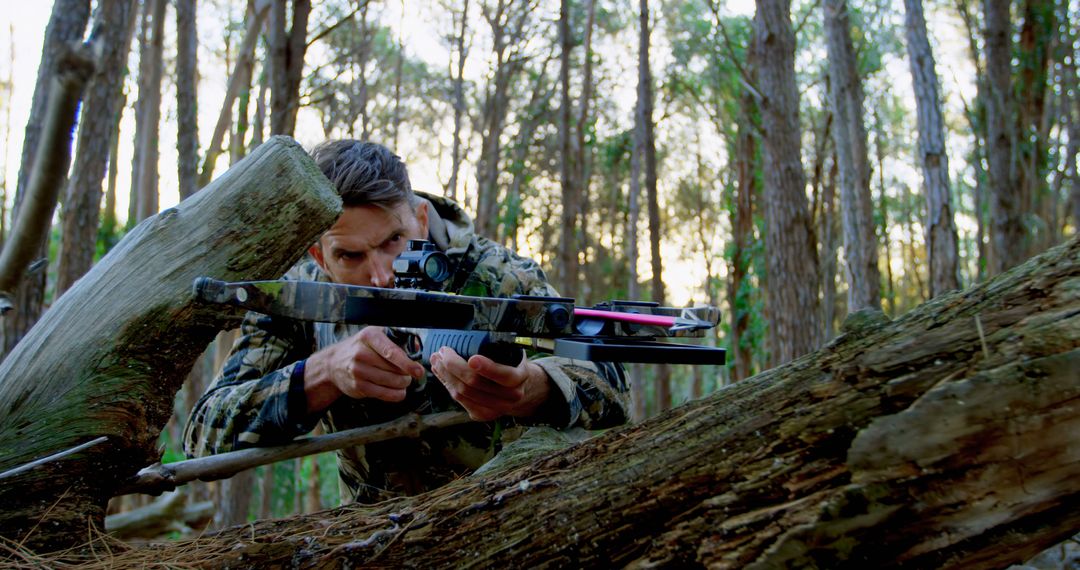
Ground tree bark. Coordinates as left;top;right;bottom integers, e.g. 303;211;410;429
904;0;961;297
199;0;271;188
1;0;91;358
446;0;470;202
984;0;1025;275
637;0;670;410
129;0;168;224
67;233;1080;568
268;0;311;137
1014;0;1055;254
557;0;577;298
730;62;758;381
754;0;821;365
823;0;880;311
176;0;199;201
0;137;340;552
55;0;139;298
0;46;97;310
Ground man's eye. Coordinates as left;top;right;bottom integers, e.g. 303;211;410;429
340;251;365;261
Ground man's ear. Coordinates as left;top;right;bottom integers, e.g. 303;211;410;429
414;200;429;238
309;243;327;270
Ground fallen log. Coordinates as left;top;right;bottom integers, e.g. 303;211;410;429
0;136;340;552
74;233;1079;568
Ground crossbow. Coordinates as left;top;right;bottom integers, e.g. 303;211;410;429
194;240;726;366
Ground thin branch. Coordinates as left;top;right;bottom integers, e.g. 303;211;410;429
0;436;108;480
118;411;474;496
306;2;365;48
707;0;761;102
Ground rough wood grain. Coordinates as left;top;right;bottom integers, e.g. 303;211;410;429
0;136;340;551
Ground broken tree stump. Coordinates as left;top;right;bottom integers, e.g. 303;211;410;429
0;136;340;551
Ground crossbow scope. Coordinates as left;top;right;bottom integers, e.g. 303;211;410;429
392;239;452;290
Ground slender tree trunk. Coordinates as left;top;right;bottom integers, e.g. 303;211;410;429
873;115;897;315
391;1;405;149
754;0;821;365
447;0;470;201
904;0;960;296
1014;0;1055;253
730;68;757;381
1064;27;1080;232
129;0;167;224
176;0;198;201
557;0;578;298
200;0;271;187
260;465;275;518
0;47;96;310
55;0;138;298
822;156;840;336
823;0;880;311
269;0;311;137
1;0;90;358
984;0;1024;274
636;0;669;410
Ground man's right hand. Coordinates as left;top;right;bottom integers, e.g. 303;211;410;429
303;326;426;414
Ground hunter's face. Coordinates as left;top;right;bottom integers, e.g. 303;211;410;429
309;200;429;287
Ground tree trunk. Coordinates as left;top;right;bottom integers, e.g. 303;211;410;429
0;47;96;310
823;0;880;312
1014;0;1055;254
557;0;578;299
636;0;670;411
984;0;1024;274
0;137;340;552
129;0;168;224
199;0;271;188
730;70;757;381
176;0;199;201
55;0;138;298
63;234;1080;568
754;0;821;365
446;0;470;202
904;0;961;297
1;0;91;358
268;0;311;137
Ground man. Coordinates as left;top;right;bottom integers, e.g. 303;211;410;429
184;140;629;503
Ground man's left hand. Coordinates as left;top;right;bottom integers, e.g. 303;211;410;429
429;347;552;421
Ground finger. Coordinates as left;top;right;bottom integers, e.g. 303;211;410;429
467;355;527;388
341;381;407;403
452;391;503;422
361;329;425;378
347;364;412;390
431;349;522;401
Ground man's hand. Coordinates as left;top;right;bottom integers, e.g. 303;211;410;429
428;347;553;421
304;327;426;414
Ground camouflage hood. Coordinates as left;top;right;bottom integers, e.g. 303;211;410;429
417;191;475;256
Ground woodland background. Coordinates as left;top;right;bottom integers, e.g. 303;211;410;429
0;0;1076;541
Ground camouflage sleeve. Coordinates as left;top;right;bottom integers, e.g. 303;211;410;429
182;311;318;457
457;238;631;431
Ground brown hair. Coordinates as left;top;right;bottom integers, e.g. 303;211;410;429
309;140;414;208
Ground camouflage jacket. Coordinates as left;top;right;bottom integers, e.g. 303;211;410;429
183;192;630;503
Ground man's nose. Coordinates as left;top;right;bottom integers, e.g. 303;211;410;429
370;260;394;288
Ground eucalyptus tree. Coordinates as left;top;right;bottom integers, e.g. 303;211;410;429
903;0;960;297
1;0;90;358
823;0;880;312
56;0;138;297
753;0;821;365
